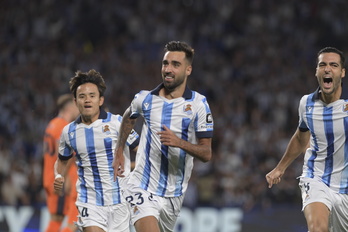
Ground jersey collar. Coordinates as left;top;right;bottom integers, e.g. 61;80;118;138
311;87;320;101
75;108;107;124
151;83;193;100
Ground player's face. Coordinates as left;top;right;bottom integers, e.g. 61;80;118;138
161;51;192;91
316;52;345;97
75;82;104;124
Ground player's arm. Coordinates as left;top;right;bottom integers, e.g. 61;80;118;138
266;128;310;188
113;107;137;179
158;125;212;162
53;155;70;195
130;145;138;170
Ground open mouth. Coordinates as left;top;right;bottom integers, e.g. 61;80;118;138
322;77;333;89
323;77;333;83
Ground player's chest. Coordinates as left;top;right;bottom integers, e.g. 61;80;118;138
142;100;196;121
305;105;348;135
71;124;117;149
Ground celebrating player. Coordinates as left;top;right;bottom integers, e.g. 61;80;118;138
266;47;348;232
113;41;214;232
54;70;139;232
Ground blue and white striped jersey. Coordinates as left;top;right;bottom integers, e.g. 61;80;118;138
58;109;139;206
128;84;214;197
299;88;348;193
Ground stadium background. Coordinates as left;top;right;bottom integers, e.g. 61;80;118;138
0;0;347;231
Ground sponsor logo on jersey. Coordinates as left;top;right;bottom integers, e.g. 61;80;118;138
206;113;213;123
144;103;150;110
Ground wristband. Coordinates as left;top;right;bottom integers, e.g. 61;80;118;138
55;174;62;179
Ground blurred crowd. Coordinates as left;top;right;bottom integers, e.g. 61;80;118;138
1;0;348;212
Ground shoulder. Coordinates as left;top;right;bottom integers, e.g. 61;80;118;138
108;113;123;123
299;94;310;102
189;91;211;106
133;90;151;99
62;121;78;134
193;91;207;100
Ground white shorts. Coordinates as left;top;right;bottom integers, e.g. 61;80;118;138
123;183;184;232
299;177;348;231
76;201;130;232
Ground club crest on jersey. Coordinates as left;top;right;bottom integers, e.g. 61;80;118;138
102;125;111;135
183;104;192;115
343;103;348;112
133;206;140;215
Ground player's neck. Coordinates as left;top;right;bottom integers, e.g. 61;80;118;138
81;112;100;125
320;86;342;104
160;85;185;99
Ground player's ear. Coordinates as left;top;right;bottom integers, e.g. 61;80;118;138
186;65;192;76
342;68;346;78
99;96;104;106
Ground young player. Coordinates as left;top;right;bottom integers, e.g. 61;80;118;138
54;70;139;232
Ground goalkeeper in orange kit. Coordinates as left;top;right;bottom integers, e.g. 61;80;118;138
43;94;79;232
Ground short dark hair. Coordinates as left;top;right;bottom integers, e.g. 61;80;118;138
164;41;195;65
69;69;106;98
317;47;345;67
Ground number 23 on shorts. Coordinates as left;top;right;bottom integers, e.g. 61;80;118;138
125;192;157;206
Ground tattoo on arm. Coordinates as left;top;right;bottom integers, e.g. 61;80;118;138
117;108;136;148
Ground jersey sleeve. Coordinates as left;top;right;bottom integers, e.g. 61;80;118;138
130;92;142;119
130;90;150;119
195;96;214;138
58;125;74;160
115;114;140;150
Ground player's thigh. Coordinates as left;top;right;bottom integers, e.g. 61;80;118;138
134;216;160;232
304;202;330;231
159;196;184;232
124;185;162;225
299;178;332;231
82;226;105;232
108;202;131;232
330;194;348;231
76;202;108;231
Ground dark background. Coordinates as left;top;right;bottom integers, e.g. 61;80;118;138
1;0;348;231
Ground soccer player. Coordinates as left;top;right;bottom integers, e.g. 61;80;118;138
43;94;79;232
54;70;139;232
113;41;214;232
266;47;348;232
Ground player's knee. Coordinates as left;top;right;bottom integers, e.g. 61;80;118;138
307;221;329;232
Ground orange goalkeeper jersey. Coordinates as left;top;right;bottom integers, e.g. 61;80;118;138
43;117;69;188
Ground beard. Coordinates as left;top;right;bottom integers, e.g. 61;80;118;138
163;75;185;91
